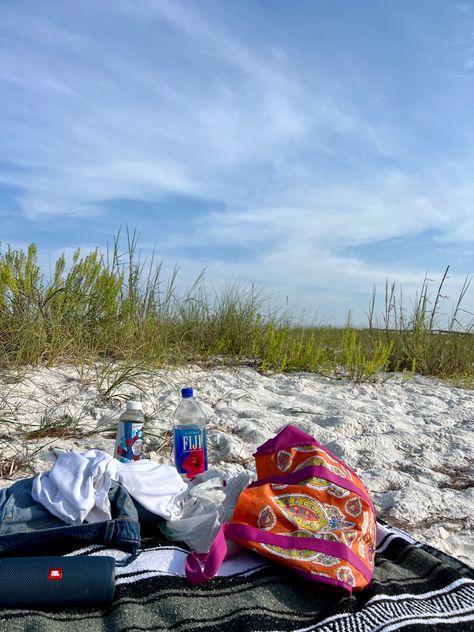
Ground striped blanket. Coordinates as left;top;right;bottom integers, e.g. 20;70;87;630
0;521;473;631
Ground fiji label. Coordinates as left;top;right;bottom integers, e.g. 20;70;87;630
173;427;208;479
115;421;144;463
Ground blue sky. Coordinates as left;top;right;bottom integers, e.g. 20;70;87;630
1;0;474;324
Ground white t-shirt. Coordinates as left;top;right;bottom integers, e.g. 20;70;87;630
32;449;187;526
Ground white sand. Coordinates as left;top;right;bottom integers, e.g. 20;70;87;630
0;365;473;566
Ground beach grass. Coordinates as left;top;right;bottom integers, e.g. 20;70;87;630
0;234;473;383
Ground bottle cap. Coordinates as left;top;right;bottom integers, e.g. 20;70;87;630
126;400;143;411
181;388;193;398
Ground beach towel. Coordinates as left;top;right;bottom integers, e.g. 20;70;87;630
0;519;472;631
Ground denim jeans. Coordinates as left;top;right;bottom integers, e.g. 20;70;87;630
0;478;142;557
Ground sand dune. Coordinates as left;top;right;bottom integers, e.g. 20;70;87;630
1;365;472;566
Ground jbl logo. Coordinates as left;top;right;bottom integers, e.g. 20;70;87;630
48;568;63;580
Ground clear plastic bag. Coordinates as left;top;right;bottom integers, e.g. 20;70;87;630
160;469;253;553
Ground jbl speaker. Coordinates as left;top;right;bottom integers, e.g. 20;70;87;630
0;556;115;608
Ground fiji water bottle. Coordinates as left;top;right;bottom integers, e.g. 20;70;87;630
173;388;208;480
114;400;145;463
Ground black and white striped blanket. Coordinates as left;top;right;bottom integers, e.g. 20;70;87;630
0;521;473;631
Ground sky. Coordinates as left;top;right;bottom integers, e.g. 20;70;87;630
1;0;474;325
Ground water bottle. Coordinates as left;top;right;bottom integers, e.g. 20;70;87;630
173;388;208;479
114;400;145;463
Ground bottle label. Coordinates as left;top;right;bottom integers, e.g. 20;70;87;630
115;421;144;463
173;427;207;479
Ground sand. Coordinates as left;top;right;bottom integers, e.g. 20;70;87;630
0;364;472;566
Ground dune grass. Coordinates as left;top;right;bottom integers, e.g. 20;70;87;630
0;233;473;383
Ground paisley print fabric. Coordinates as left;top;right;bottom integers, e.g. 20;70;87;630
337;566;356;586
277;450;292;472
293;451;348;479
345;497;363;517
301;474;331;489
326;484;351;498
302;477;350;498
324;504;356;531
258;506;276;530
228;424;376;593
294;455;327;471
273;494;328;531
343;530;358;546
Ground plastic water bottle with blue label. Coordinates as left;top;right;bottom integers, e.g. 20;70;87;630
114;400;144;463
173;388;208;480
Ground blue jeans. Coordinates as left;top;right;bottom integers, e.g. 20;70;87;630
0;478;142;556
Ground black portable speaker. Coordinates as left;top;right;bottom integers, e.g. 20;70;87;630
0;556;115;608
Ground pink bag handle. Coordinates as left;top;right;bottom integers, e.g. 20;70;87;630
185;524;230;584
185;523;372;587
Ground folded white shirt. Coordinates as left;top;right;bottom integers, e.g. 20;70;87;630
32;449;187;526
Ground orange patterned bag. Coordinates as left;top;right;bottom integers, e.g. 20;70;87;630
186;424;376;593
